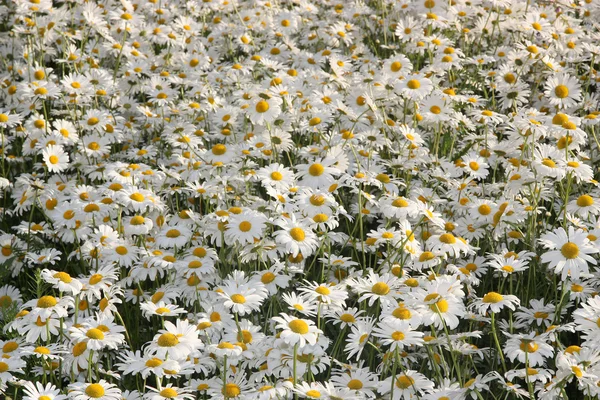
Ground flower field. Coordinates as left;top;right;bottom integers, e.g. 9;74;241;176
2;0;600;399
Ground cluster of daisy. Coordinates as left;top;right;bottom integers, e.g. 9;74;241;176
2;0;600;399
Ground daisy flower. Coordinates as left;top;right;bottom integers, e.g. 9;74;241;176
144;385;195;400
378;370;435;400
372;319;424;351
539;226;598;280
544;73;582;109
272;313;322;348
273;217;319;257
225;211;267;245
503;332;554;367
22;382;67;400
351;271;402;307
473;292;520;315
247;94;282;126
67;380;122;400
42;145;69;173
217;282;268;316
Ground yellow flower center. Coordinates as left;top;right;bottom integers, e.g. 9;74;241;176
141;359;162;371
315;286;330;295
261;272;276;284
34;346;51;354
561;242;579;259
239;221;252;232
37;296;57;308
255;100;270;113
288;319;309;334
418;251;435;262
482;292;504;304
391;331;405;341
166;229;181;238
571;284;584;292
396;375;415;389
519;341;539;353
305;390;321;398
271;171;283;181
72;342;87;356
89;274;103;285
308;163;325;176
407;79;421;89
85;384;105;398
160;388;178;398
2;341;18;353
86;328;105;340
430;105;441;114
392;198;409;207
577;195;594;207
53;272;72;283
231;294;246;304
129;192;144;202
424;293;449;313
340;313;356;323
554;85;569;99
290;227;306;241
478;204;491;215
212;144;227;155
157;333;179;347
346;379;363;390
390;61;402;72
310;194;326;206
49;155;59;164
372;282;390;295
439;233;456;244
393;307;411;320
222;383;241;398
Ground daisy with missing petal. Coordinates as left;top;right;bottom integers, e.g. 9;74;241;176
272;313;322;348
68;380;122;400
473;292;520;315
544;73;582;109
42;145;69;173
539;226;598;280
